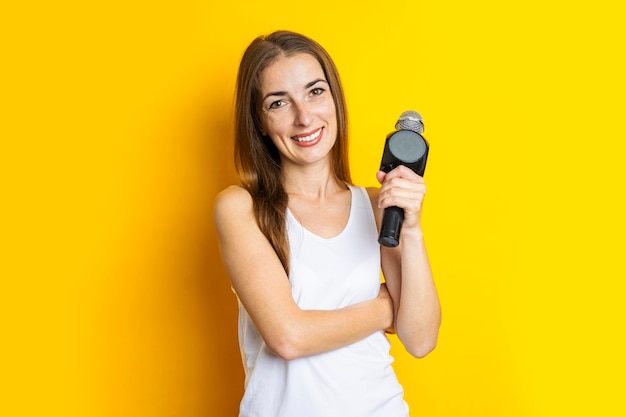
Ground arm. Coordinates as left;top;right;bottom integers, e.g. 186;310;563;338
368;165;441;358
214;185;393;361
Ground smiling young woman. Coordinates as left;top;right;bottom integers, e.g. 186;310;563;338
214;30;440;417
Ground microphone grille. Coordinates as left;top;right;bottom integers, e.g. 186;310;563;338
395;110;424;134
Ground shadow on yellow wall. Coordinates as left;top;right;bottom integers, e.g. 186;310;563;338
101;85;246;415
89;68;246;414
4;5;246;408
97;86;243;416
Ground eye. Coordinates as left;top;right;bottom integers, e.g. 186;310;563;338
311;87;325;96
269;100;285;110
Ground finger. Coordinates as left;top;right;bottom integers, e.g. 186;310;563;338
378;180;426;209
378;192;425;211
379;176;427;198
384;165;424;182
376;170;387;185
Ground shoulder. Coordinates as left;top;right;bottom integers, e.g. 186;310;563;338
365;186;382;213
213;185;254;227
358;186;382;227
348;184;379;201
214;185;252;209
365;186;380;200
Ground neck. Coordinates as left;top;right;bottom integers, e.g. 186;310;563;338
281;162;345;199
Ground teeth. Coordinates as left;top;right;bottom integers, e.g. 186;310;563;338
294;128;322;142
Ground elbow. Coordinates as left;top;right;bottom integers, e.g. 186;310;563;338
261;309;313;361
398;310;442;358
406;339;437;358
269;342;300;361
265;330;305;361
398;328;439;358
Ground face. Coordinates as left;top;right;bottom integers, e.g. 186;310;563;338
258;53;337;168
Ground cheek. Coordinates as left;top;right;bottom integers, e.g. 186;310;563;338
260;111;285;132
327;108;338;131
324;100;338;123
259;114;276;137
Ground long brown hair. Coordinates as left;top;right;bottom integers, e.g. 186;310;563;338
234;31;351;274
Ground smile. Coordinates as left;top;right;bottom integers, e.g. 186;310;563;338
292;127;323;143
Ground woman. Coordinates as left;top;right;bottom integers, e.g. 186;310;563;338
214;30;441;417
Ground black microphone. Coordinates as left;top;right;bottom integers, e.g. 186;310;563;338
378;110;429;247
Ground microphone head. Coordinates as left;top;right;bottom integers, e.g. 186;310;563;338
395;110;424;134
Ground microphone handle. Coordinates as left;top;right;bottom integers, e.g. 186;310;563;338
378;206;404;247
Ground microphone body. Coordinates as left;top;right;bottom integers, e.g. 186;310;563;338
378;111;429;248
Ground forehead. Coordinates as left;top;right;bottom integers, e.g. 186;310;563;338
259;53;325;92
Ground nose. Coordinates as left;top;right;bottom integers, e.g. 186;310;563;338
293;101;312;126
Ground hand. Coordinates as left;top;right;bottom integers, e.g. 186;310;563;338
376;165;426;230
377;283;395;333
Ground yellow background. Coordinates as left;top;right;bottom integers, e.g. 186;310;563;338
2;1;625;415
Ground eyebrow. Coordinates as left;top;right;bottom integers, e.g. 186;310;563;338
262;78;328;102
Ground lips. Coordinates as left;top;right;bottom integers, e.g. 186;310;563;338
291;127;323;146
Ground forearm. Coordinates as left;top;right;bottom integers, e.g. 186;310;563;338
271;295;391;360
391;228;441;358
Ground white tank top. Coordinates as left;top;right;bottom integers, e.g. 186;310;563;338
237;185;409;417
